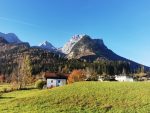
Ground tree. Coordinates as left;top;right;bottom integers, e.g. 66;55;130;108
10;63;22;89
62;65;68;73
20;55;33;88
12;55;33;89
85;67;98;81
135;65;146;77
67;70;86;84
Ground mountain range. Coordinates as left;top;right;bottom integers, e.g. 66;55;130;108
0;32;22;43
0;32;149;74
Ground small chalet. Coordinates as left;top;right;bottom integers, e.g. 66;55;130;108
43;72;68;88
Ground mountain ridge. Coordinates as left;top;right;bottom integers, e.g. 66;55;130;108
0;32;22;43
0;32;149;71
62;34;150;71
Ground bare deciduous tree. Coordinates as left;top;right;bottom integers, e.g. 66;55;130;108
11;55;33;89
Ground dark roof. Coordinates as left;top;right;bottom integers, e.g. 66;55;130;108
44;72;68;79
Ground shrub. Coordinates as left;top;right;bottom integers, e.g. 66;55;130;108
35;80;46;89
67;70;86;84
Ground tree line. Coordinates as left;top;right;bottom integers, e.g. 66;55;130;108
0;50;148;86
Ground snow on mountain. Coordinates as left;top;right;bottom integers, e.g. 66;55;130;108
0;32;22;43
61;34;85;54
39;41;56;51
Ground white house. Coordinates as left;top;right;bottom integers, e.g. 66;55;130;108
44;72;68;88
115;75;134;82
47;79;66;87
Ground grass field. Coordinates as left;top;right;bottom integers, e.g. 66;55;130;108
0;82;150;113
0;84;11;91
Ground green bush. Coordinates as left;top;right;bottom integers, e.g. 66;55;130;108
35;80;46;89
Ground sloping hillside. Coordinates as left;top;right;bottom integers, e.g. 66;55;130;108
0;82;150;113
0;37;66;75
0;36;85;76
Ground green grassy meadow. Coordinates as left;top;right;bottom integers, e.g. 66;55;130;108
0;82;150;113
0;84;11;91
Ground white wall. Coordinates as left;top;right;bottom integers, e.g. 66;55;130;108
47;79;66;88
115;76;133;82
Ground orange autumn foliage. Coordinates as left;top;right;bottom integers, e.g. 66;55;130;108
67;70;86;84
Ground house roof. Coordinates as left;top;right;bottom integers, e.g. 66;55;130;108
44;72;68;79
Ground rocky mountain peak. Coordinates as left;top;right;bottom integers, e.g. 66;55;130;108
61;34;87;54
66;35;107;59
39;41;56;51
0;32;22;43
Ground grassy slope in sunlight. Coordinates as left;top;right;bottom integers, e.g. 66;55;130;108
0;82;150;113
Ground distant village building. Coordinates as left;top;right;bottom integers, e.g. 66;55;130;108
115;75;134;82
115;68;134;82
43;72;68;88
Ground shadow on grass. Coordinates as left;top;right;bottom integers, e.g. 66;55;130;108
19;87;36;90
0;96;15;99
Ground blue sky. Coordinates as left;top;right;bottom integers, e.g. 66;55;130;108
0;0;150;66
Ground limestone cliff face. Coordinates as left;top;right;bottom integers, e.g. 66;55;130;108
64;35;150;71
66;35;123;61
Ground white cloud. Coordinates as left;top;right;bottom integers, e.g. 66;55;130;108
0;16;39;27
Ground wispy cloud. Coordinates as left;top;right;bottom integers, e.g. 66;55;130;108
0;16;39;27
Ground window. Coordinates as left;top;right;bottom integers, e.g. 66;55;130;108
58;80;60;83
